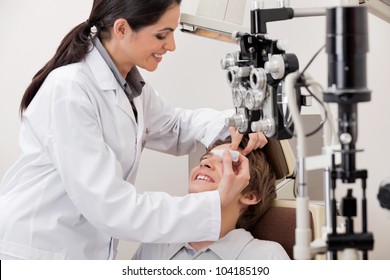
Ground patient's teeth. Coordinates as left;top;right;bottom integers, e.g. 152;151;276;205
196;175;213;182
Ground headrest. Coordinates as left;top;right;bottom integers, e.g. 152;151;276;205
261;139;290;180
250;200;315;259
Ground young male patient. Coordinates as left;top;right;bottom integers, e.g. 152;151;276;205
132;136;290;260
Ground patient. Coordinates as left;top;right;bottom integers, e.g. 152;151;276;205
132;136;290;260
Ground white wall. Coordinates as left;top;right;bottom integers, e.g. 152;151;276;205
0;0;389;260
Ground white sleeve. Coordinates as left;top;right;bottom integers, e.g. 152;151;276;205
142;85;234;154
47;86;221;243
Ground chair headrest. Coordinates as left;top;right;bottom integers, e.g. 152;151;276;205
261;139;290;180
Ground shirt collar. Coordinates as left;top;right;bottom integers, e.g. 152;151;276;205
166;243;188;259
93;37;145;100
167;229;254;260
207;229;254;259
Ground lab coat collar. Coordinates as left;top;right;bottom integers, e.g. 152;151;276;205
85;44;118;91
93;37;128;91
84;43;140;121
92;38;145;100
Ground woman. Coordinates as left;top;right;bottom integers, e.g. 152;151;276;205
0;0;266;259
133;136;289;260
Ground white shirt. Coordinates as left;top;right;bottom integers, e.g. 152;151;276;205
0;43;232;259
132;228;290;260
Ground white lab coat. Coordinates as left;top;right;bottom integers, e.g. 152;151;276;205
0;46;231;259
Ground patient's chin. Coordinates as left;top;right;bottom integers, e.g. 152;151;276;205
189;181;218;193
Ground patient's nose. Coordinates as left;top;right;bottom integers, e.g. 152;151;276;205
199;157;218;169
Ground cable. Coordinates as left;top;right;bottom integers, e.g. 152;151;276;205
300;45;325;77
304;76;336;146
282;81;329;139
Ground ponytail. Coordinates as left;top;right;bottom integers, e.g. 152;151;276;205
19;21;92;114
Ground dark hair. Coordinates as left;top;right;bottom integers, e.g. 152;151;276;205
206;136;276;231
20;0;182;114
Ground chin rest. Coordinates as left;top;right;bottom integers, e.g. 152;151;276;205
250;199;325;260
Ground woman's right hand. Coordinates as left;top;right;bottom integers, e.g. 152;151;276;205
217;150;250;211
229;127;268;155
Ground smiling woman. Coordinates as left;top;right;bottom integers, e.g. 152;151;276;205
0;0;268;260
106;5;180;73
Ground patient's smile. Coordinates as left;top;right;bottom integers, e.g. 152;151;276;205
195;174;215;183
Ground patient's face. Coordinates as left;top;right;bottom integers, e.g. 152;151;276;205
189;143;231;193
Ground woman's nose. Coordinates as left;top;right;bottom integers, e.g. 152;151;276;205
164;35;176;52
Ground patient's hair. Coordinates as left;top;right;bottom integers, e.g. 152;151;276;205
206;136;276;231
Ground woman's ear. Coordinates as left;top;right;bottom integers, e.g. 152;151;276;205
112;18;130;38
240;192;261;206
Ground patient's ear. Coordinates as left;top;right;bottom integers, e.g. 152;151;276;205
240;192;261;206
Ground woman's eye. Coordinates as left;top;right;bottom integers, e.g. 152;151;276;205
156;34;167;40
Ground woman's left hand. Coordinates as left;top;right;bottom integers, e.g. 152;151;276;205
229;127;268;155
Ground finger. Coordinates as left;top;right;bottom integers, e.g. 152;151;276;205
242;132;260;155
222;149;233;175
256;132;268;148
241;138;256;156
218;152;250;209
235;154;250;182
242;132;268;155
230;127;243;151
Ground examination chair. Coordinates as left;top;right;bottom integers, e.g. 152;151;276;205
250;139;325;259
250;199;325;259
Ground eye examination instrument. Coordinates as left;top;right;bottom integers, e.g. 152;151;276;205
181;0;390;260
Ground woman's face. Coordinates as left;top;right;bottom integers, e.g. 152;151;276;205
118;4;179;72
189;144;231;193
